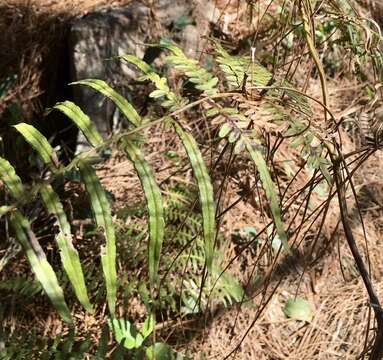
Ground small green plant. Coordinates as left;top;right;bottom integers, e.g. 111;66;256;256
109;314;154;351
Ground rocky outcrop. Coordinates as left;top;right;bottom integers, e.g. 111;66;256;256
68;0;218;151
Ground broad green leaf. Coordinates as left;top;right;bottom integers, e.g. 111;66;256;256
173;122;216;271
51;101;103;147
13;123;59;168
121;139;164;286
79;161;117;316
149;89;167;98
283;297;313;322
195;77;219;91
0;157;24;198
71;79;141;127
10;211;72;323
212;265;244;304
218;123;232;138
0;205;13;217
40;184;92;312
108;319;143;349
145;343;174;360
141;313;155;339
245;141;291;253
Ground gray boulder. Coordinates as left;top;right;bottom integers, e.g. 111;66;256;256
68;0;216;151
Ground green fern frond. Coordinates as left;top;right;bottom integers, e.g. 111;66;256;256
160;43;218;96
210;38;272;89
70;79;141;127
10;211;72;323
13;123;59;169
0;277;43;297
40;184;92;312
211;108;290;253
122;51;217;273
245;140;290;253
50;101;103;147
120;55;187;111
0;158;72;322
0;157;24;199
120;137;165;287
173;122;216;272
79;161;117;316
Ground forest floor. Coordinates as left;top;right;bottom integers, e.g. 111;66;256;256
1;0;383;359
96;79;383;359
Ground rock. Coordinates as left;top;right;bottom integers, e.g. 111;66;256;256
179;24;200;58
153;0;194;27
69;1;149;151
372;0;383;28
68;0;216;152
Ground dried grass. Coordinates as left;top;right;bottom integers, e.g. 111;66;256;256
92;80;383;359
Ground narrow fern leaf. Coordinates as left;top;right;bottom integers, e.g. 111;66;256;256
71;79;141;127
52;101;103;147
0;157;24;198
245;141;291;253
119;55;153;74
10;211;72;323
121;138;165;286
40;184;92;312
13;123;59;168
173;123;216;271
79;161;117;316
0;159;71;321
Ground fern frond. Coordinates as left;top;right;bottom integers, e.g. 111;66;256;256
210;38;272;89
79;161;117;316
40;184;92;312
70;79;141;127
0;159;71;322
50;101;103;147
121;53;217;273
160;43;219;96
120;55;187;111
120;138;165;287
0;277;43;297
10;211;72;323
0;157;24;198
245;140;290;253
13;123;59;169
173;123;216;272
212;108;290;253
